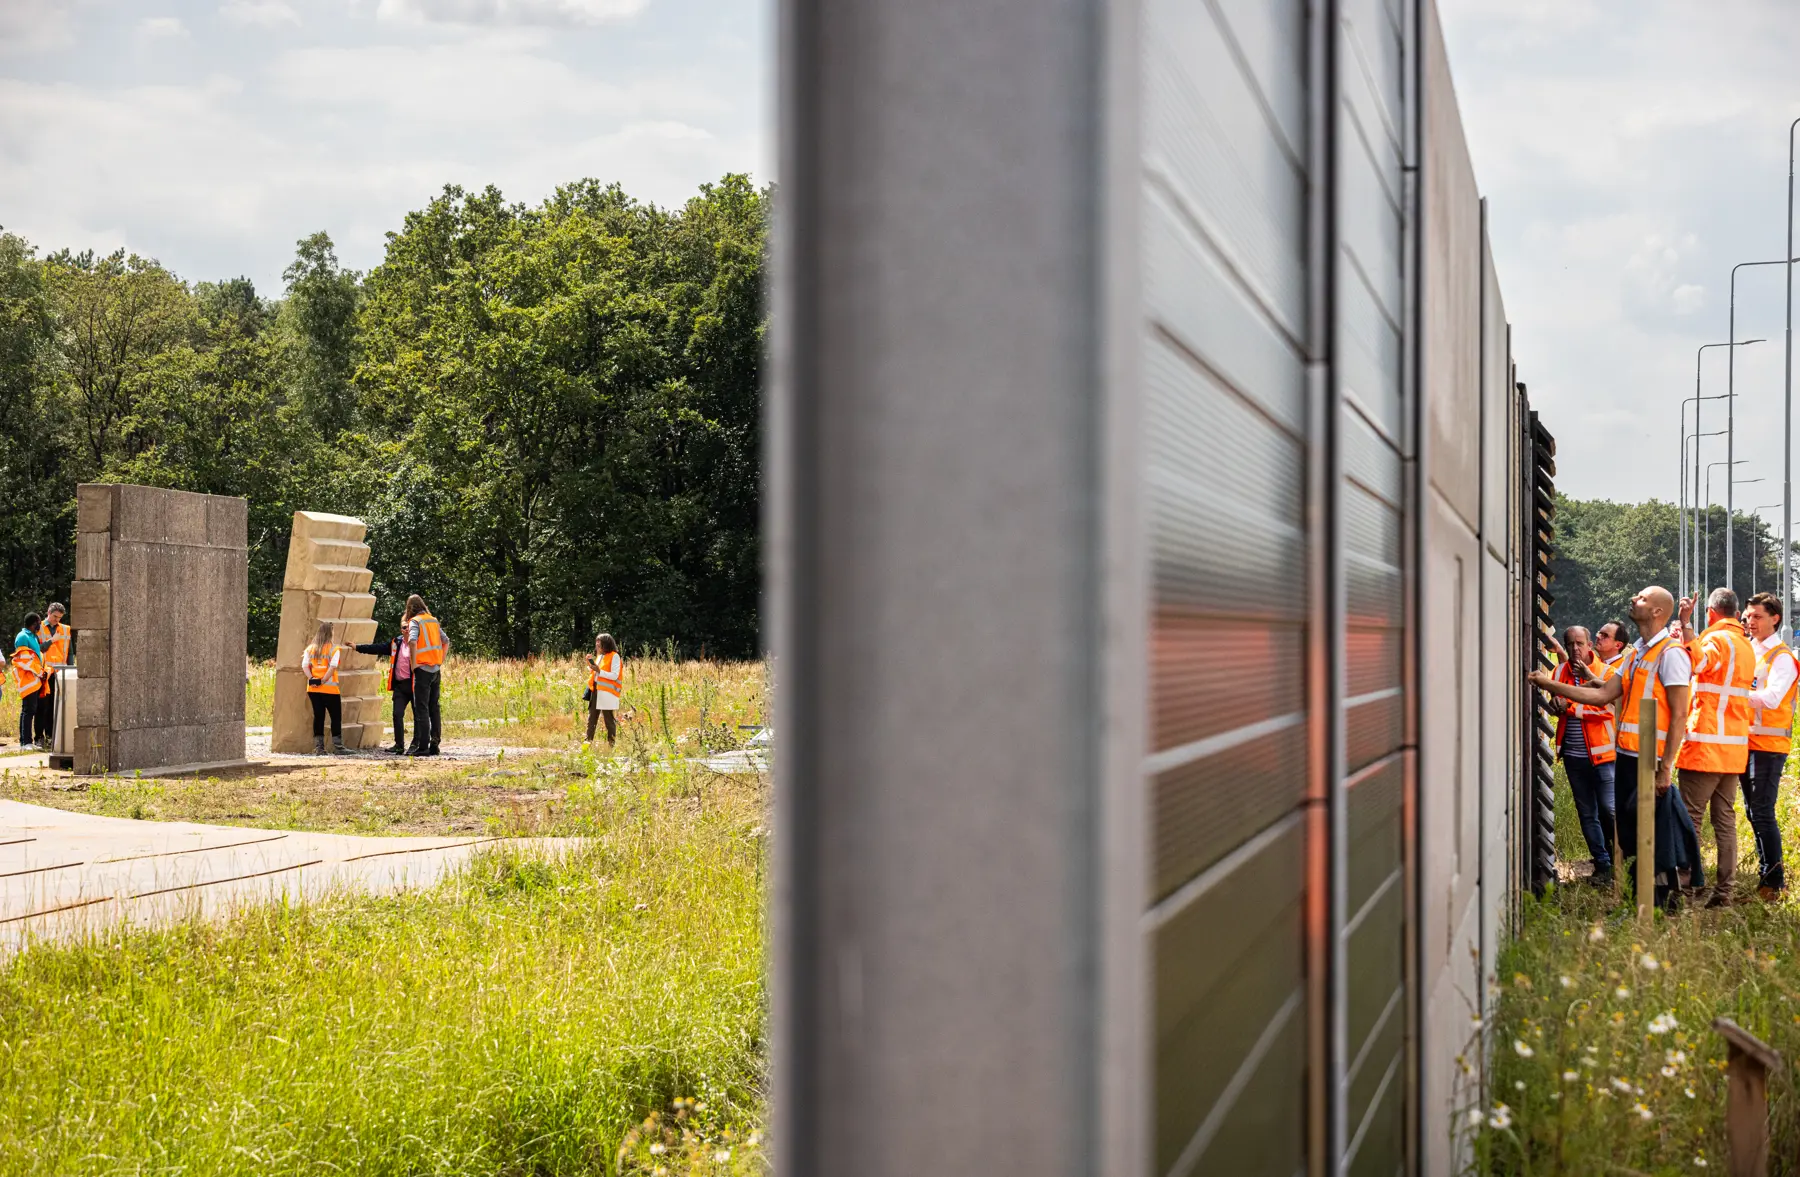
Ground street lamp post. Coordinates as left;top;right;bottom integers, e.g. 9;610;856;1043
1751;502;1785;594
1684;425;1728;599
1706;460;1752;597
1695;340;1763;604
1728;265;1792;591
1786;118;1800;636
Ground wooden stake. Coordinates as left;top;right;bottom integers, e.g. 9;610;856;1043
1638;697;1657;923
1713;1017;1782;1177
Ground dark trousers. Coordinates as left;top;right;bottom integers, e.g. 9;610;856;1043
1564;754;1616;871
410;669;441;751
37;672;56;745
1616;752;1704;893
390;677;414;749
587;704;618;744
309;692;342;739
1743;749;1787;891
18;691;38;746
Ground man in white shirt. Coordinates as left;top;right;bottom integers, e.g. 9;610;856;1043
1533;585;1703;908
1743;592;1794;897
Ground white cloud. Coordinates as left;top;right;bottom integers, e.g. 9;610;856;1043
137;15;189;38
374;0;647;27
221;1;300;28
0;0;80;52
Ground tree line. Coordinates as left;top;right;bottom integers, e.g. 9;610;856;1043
0;175;766;659
1549;494;1799;635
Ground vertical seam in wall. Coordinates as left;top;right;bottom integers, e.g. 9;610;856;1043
1401;1;1426;1172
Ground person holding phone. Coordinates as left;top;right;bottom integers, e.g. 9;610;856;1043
585;633;623;745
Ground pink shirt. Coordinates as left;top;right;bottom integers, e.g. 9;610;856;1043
395;639;413;679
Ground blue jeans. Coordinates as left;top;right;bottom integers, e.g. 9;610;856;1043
1564;754;1616;871
1742;749;1787;891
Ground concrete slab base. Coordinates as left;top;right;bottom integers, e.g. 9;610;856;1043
0;800;575;953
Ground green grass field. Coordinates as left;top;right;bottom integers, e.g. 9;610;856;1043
1473;761;1800;1174
0;662;770;1177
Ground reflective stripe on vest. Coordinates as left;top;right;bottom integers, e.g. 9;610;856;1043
1553;658;1616;765
1618;635;1675;757
413;613;445;668
1676;618;1755;772
1751;640;1799;753
590;651;623;698
36;623;69;667
11;644;42;697
305;643;340;694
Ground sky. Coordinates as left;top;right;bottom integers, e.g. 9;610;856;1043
1439;0;1800;513
0;0;770;291
1;1;1794;514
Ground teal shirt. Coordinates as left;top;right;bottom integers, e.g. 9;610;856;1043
12;629;40;657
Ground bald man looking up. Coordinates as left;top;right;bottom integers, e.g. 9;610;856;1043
1532;586;1702;909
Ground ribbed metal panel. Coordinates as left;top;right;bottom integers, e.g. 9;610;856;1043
1141;0;1313;1171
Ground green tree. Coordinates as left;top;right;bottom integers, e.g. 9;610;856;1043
280;233;362;437
0;233;70;623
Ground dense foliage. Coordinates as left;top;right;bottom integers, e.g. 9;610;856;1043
1549;494;1797;635
0;175;766;658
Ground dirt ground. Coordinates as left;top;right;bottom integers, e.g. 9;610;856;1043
0;737;608;838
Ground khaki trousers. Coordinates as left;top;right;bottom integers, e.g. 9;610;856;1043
1679;769;1740;888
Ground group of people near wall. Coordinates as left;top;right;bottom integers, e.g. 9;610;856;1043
1531;585;1795;910
299;593;448;757
297;610;627;755
9;602;70;749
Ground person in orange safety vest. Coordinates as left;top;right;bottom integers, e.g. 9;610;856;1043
1531;585;1703;911
11;612;44;750
33;601;69;749
1674;587;1755;906
585;632;624;745
1550;626;1617;886
1743;591;1794;898
403;594;446;757
301;620;347;756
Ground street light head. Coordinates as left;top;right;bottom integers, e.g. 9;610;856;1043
1741;338;1768;345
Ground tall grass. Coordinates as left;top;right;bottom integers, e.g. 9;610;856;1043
1472;761;1800;1174
0;767;769;1175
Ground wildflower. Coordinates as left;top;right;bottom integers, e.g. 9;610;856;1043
1634;1101;1653;1121
1662;1066;1678;1078
1513;1039;1534;1058
1648;1012;1679;1035
696;1102;708;1112
1487;1103;1512;1130
1581;1056;1599;1068
1611;1078;1635;1094
1589;924;1606;942
649;1144;666;1156
748;1132;762;1146
1696;1158;1708;1167
715;1149;731;1163
1560;975;1574;989
1514;1080;1525;1091
1667;1050;1687;1066
1469;1015;1484;1030
1616;986;1632;999
1562;1071;1579;1082
1686;1087;1697;1099
1467;1108;1485;1127
1513;973;1532;990
1640;953;1661;971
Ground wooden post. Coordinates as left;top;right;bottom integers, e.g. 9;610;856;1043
1713;1017;1783;1177
1638;697;1657;922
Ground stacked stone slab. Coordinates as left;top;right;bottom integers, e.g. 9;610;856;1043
71;484;249;775
271;513;385;753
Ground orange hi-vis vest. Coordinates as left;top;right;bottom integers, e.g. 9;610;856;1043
10;640;42;698
1751;637;1800;755
1675;617;1754;773
1618;631;1678;759
36;622;69;667
1554;658;1616;764
412;612;445;669
590;650;623;699
304;642;341;695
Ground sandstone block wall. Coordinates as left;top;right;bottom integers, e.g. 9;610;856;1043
271;512;385;752
71;484;248;774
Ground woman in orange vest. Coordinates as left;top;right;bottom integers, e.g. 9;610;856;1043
11;612;44;750
585;633;624;745
403;594;446;757
1551;626;1616;886
34;602;68;749
302;620;347;755
1744;591;1795;898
